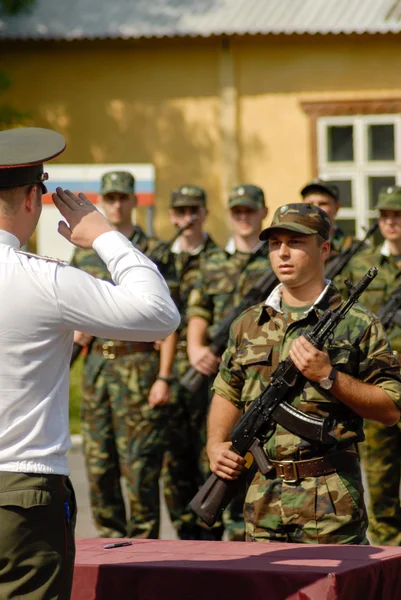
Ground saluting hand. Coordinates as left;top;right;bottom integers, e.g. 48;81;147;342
52;188;115;248
289;335;332;383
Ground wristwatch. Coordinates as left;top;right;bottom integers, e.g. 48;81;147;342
319;367;337;390
156;375;175;386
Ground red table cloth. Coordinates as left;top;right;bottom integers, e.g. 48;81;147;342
71;538;401;600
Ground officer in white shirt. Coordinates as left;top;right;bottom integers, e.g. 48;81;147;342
0;127;180;599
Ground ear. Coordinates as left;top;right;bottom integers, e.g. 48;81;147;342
321;239;331;261
333;201;341;217
132;194;138;208
261;206;268;219
24;185;39;214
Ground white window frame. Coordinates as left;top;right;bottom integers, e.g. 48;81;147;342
317;114;401;238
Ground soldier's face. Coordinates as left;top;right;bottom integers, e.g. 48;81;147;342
303;193;339;226
229;206;267;238
101;192;136;227
169;206;206;237
268;232;330;289
379;210;401;242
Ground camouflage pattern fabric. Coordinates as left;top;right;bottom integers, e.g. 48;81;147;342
71;225;178;538
337;245;401;545
162;234;219;539
187;242;271;540
213;282;401;544
330;225;354;255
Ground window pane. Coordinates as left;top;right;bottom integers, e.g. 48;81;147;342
325;179;352;208
327;126;354;162
368;124;395;161
336;219;356;237
368;176;396;209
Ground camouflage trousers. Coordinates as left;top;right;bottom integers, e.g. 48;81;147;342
161;353;210;539
162;353;247;541
360;419;401;546
245;461;369;544
81;349;171;539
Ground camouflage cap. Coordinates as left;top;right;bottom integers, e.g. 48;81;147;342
300;178;339;202
170;185;206;208
100;171;135;196
375;185;401;211
228;184;265;209
259;203;331;241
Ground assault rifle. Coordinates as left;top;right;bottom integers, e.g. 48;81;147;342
324;221;378;280
376;283;401;331
70;216;197;367
179;266;279;393
190;268;378;527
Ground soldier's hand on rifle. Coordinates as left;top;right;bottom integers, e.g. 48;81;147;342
207;441;246;480
148;378;171;408
73;331;93;347
289;335;332;383
188;344;221;376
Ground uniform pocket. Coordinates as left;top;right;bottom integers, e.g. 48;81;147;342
236;345;274;399
0;489;52;509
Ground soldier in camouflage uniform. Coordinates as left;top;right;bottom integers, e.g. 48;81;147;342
161;185;219;540
187;184;270;540
208;202;401;544
337;185;401;545
71;171;178;539
301;178;354;258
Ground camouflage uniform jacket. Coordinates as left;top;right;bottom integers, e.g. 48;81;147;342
330;226;353;255
187;242;271;338
71;225;179;341
337;242;401;353
173;234;219;342
213;282;401;461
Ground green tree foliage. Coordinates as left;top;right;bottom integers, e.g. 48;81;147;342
1;0;35;14
0;0;35;129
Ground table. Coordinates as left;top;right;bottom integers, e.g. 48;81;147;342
71;538;401;600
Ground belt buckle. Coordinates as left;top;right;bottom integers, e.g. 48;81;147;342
102;341;116;360
277;460;299;484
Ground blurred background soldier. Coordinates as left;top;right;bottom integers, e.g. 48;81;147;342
186;183;269;540
162;184;219;540
337;185;401;545
71;171;178;539
300;178;354;258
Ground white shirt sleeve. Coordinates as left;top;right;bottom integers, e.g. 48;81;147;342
53;231;180;341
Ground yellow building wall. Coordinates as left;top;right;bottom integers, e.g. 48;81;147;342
2;34;401;245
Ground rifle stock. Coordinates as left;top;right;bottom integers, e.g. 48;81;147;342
190;268;378;526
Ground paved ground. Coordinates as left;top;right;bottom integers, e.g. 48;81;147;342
68;443;177;540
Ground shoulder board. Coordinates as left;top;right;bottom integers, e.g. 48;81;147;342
15;249;69;265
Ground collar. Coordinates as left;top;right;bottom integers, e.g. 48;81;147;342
264;280;333;315
225;237;265;255
0;230;21;249
171;232;208;255
381;241;391;257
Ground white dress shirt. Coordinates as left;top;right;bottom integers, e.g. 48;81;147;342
0;229;180;475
